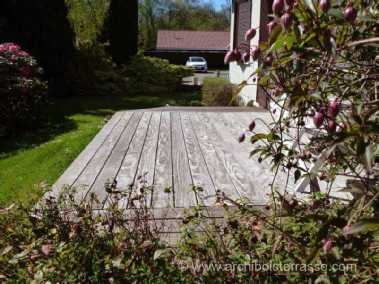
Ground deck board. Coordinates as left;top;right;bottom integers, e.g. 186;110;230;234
180;113;216;206
90;111;141;205
152;112;174;208
50;112;124;198
171;112;196;207
52;108;276;208
71;112;132;201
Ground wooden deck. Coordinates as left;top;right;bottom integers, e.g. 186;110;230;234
51;107;280;209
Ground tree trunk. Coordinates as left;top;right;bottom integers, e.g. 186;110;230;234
109;0;138;65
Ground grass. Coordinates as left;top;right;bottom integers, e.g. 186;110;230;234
0;92;201;206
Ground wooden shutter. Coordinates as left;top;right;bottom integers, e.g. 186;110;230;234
234;0;252;49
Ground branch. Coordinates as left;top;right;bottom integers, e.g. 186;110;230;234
347;37;379;48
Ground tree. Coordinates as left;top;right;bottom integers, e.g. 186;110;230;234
109;0;138;65
0;0;75;96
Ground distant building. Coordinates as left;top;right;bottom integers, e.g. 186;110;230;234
229;0;272;107
145;30;230;68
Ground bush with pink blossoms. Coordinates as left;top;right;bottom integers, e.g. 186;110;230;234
0;43;48;135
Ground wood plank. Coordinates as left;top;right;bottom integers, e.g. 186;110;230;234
151;112;174;208
70;112;133;201
190;113;240;201
197;112;252;198
171;112;197;207
207;112;270;202
135;112;161;187
49;111;124;198
221;112;294;197
116;112;152;208
89;112;143;205
180;112;216;206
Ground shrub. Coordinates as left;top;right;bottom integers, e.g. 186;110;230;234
0;186;378;282
0;43;48;135
70;43;130;96
122;55;193;94
202;77;238;106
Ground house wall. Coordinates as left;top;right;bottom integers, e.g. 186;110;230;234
229;0;269;107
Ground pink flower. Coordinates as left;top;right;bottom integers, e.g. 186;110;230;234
0;43;21;52
322;239;333;253
20;66;32;78
16;50;29;57
343;224;352;235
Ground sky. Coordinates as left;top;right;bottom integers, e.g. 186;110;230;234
202;0;227;10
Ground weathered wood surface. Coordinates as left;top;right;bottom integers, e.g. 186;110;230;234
52;108;276;209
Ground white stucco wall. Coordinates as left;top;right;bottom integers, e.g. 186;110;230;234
229;0;264;106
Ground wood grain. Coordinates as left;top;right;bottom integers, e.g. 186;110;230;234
90;112;143;205
171;112;196;207
151;112;174;208
190;113;240;201
180;112;216;206
71;112;133;201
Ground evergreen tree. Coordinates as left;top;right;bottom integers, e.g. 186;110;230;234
109;0;138;65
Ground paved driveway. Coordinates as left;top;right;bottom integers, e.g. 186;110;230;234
183;70;229;85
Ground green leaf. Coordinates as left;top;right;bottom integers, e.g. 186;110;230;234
347;219;379;235
250;133;267;144
327;9;344;20
154;248;172;260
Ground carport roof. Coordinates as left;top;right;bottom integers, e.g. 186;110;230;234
156;30;230;51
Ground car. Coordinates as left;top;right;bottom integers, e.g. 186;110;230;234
185;56;208;72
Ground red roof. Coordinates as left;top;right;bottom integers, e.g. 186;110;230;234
156;30;230;51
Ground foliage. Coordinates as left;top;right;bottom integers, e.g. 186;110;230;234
66;0;109;44
0;186;378;282
202;77;238;106
122;55;193;94
0;188;189;283
139;0;231;50
178;195;379;283
0;43;48;136
0;0;75;96
231;0;379;281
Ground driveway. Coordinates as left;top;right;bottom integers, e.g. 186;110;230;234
183;70;229;86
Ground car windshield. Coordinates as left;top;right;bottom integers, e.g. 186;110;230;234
190;57;205;62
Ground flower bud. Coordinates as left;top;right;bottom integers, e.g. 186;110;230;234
238;132;246;143
327;99;339;118
272;0;285;15
250;46;260;61
319;0;330;12
249;120;256;132
344;5;357;24
313;111;324;128
224;50;235;64
245;28;256;41
280;12;293;30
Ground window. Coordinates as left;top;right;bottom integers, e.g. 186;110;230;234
233;0;252;49
190;57;206;62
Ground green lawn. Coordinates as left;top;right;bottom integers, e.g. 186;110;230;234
0;92;200;206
